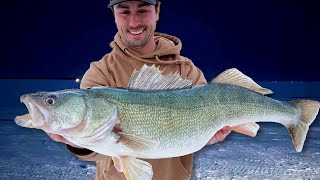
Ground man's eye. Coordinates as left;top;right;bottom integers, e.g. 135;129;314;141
121;11;130;14
139;10;148;13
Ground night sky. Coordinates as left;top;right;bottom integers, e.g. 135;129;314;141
1;0;319;81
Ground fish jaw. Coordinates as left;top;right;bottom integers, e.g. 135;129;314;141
14;113;34;128
15;94;45;128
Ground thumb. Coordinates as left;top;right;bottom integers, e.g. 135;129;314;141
47;133;84;149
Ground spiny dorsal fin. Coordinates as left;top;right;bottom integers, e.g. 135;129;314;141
127;64;193;90
211;68;273;95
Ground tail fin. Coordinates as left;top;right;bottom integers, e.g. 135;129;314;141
289;100;320;152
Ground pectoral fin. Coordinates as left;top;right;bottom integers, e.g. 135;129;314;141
117;132;159;151
232;122;260;137
119;156;153;180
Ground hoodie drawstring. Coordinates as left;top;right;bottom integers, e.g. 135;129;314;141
124;48;188;65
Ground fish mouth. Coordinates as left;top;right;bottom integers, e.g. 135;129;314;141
14;94;45;127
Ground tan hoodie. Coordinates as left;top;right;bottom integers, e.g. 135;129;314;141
66;32;207;180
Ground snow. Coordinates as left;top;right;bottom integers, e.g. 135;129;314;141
192;123;320;179
0;121;96;180
1;121;319;179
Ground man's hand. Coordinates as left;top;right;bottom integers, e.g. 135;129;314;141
47;133;84;149
207;126;232;145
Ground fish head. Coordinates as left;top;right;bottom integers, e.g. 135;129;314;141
16;89;87;134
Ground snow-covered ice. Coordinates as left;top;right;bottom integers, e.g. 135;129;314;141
191;122;320;179
1;121;319;180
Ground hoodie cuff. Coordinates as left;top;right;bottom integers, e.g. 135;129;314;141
66;144;109;162
66;144;94;156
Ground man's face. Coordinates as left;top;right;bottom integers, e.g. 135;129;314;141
113;1;160;49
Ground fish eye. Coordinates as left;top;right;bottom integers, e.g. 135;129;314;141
45;95;57;105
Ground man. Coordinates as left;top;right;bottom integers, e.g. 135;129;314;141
48;0;231;179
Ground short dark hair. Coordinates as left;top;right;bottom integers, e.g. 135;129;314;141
110;0;161;14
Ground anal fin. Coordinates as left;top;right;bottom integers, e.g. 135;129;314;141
232;122;260;137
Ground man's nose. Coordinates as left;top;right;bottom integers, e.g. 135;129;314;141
128;14;141;28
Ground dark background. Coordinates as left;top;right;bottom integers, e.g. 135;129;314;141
1;0;319;81
0;2;320;179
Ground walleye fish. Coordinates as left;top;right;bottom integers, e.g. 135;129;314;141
15;65;319;180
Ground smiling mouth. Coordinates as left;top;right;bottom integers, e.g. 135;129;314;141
129;29;144;35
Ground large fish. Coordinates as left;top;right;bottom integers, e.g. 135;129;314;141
15;65;319;180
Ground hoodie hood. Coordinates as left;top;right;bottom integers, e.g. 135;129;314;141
110;32;189;65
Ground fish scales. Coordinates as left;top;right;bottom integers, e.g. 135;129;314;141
90;83;298;158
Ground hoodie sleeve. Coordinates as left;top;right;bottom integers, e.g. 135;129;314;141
181;61;207;85
79;60;111;88
65;58;112;162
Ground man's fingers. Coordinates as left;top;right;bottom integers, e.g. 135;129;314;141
207;126;232;145
47;133;84;149
207;137;217;145
215;130;225;141
207;130;223;144
221;126;232;135
47;133;65;143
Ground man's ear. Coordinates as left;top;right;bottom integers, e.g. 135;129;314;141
156;2;161;21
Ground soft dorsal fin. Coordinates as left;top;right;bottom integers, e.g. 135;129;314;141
211;68;273;95
126;64;193;90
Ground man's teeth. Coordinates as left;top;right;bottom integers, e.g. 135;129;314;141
129;30;143;35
